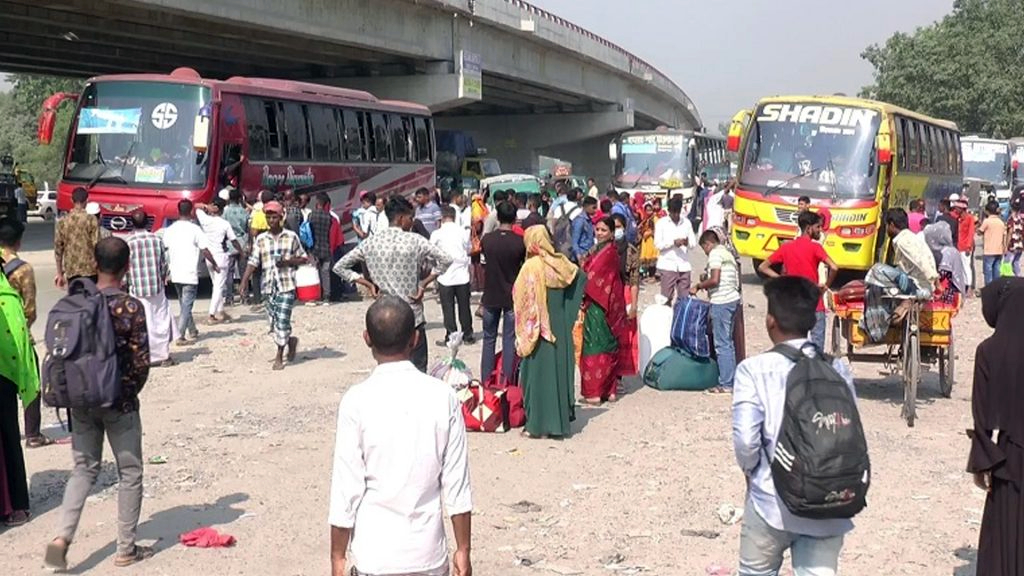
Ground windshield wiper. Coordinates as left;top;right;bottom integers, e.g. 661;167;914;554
630;165;651;188
87;167;128;189
825;149;838;204
762;167;823;197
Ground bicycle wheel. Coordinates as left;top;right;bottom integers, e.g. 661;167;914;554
902;333;920;427
939;331;954;398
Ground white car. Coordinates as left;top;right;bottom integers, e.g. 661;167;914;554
32;189;57;221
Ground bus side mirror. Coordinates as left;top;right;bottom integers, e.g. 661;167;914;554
726;109;751;153
608;141;617;161
192;114;210;153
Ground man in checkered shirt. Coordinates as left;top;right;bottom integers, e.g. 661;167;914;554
125;210;177;367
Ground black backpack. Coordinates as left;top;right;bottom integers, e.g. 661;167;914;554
41;279;122;409
770;344;870;519
549;205;581;260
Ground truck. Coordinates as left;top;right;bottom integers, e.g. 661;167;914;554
0;154;18;221
435;130;502;182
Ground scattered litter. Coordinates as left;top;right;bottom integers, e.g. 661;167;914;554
572;483;596;491
545;565;583;575
599;552;625;565
180;527;236;548
507;448;522;456
238;512;259;520
559;499;572;508
911;495;931;501
507;500;542;513
681;529;720;539
515;556;536;567
705;564;731;576
147;455;168;465
716;503;743;525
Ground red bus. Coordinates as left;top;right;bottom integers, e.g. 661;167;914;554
39;67;435;236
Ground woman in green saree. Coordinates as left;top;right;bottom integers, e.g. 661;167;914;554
513;226;585;439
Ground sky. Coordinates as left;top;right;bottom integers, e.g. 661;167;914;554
529;0;954;131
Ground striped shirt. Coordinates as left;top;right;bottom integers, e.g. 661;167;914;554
706;245;741;305
125;230;169;298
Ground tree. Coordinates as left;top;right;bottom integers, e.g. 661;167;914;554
860;0;1024;137
0;74;82;187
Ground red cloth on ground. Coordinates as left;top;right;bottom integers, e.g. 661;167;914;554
180;527;237;548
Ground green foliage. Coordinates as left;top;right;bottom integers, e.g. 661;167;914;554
860;0;1024;137
0;74;82;186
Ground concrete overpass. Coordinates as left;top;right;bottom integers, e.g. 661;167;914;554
0;0;700;178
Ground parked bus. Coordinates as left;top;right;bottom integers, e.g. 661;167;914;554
726;95;961;272
1012;137;1024;193
39;67;435;237
609;128;728;206
961;136;1013;212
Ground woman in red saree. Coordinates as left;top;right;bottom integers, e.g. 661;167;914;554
611;213;641;379
580;217;628;404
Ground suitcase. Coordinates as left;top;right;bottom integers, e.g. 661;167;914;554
458;381;511;432
643;346;720;391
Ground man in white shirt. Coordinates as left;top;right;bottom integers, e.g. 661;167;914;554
195;199;245;323
449;189;473;230
430;206;474;346
353;191;377;241
654;195;697;304
587;177;600;200
549;187;580;221
330;296;472;576
161;199;219;344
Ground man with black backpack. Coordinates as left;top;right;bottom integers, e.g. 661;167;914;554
732;276;869;576
44;237;153;570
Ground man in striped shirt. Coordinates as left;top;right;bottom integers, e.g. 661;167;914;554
691;229;742;393
125;210;176;367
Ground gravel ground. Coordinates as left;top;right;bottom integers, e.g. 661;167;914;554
0;256;987;575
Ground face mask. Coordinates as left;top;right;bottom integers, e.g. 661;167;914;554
614;228;625;241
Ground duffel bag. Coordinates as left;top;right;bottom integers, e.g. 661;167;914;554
457;381;511;432
643;346;719;391
670;297;711;358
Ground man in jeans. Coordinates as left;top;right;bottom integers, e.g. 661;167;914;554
733;276;855;575
161;200;219;344
45;237;153;570
691;230;741;394
479;201;525;382
307;193;335;306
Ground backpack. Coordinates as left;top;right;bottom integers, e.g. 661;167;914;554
670;297;711;358
549;205;582;260
41;279;122;409
3;257;26;277
769;344;871;519
299;219;314;248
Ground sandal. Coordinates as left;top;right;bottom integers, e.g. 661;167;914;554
44;539;69;571
4;509;29;526
581;398;603;406
113;545;154;567
26;435;55;449
704;386;730;395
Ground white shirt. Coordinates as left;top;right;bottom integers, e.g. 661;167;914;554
196;210;237;263
329;361;472;575
430;222;471;287
161;219;209;284
375;210;389;233
654;215;696;273
453;204;472;230
550;200;578;220
703;190;726;233
358;206;379;237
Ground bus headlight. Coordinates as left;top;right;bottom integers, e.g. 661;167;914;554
835;224;876;239
733;212;759;227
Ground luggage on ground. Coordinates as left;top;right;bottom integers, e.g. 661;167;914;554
638;299;673;375
458;380;511;432
670;296;711;358
643;346;719;391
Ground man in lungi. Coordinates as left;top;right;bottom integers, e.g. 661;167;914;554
125;210;177;367
239;201;309;370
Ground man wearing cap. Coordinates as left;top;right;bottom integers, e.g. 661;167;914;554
239;201;310;370
54;187;100;288
953;196;976;292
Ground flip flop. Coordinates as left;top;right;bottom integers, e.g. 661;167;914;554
4;510;29;526
113;545;154;568
26;435;55;449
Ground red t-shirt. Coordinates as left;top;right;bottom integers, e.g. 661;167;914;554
767;235;829;311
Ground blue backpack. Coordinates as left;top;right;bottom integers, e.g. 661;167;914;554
670;297;711;359
299;220;314;248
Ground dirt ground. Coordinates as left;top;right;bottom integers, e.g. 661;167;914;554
1;234;987;575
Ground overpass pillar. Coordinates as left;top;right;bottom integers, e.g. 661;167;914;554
435;111;634;174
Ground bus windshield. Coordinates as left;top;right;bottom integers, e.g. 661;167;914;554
615;133;690;188
65;81;212;189
963;141;1010;187
740;103;881;199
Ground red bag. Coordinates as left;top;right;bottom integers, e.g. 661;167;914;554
485;351;525;428
834;280;866;305
458;381;510;433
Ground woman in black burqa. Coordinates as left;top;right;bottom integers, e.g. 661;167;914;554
968;277;1024;575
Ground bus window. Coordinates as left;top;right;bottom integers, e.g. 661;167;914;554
243;97;268;160
265;101;283;160
283;103;311;160
370;113;390;162
341;109;363;161
918;123;930;172
907;121;919;170
414;117;430;162
389;114;408;162
940;130;951;174
309;105;336;162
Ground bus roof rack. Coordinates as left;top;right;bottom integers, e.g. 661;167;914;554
225;77;378;103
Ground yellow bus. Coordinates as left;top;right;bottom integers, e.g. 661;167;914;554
727;95;962;272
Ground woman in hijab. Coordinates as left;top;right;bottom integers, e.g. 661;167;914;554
923;220;967;304
513;226;585;438
969;277;1024;575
